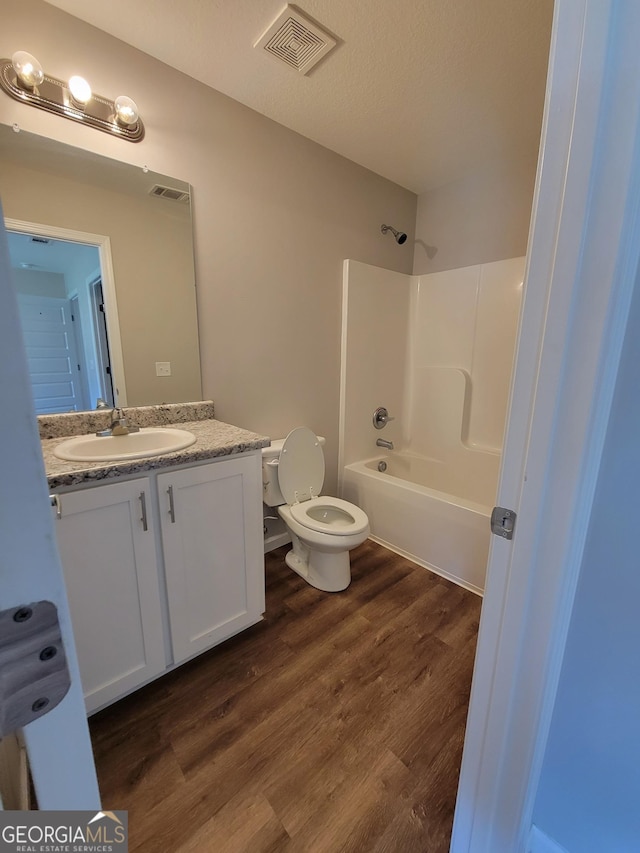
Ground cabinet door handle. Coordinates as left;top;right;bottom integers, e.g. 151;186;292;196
139;491;148;531
50;494;61;519
167;485;176;523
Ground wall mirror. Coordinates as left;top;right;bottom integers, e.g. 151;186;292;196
0;123;202;414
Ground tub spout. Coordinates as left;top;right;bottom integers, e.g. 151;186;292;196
376;438;394;450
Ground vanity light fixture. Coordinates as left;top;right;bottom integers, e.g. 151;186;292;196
114;95;139;126
0;51;144;142
11;51;44;89
68;74;92;105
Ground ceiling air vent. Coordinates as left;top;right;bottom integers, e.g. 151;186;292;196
255;5;337;75
149;184;190;203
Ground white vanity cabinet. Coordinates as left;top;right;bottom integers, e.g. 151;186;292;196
53;478;166;713
157;455;265;664
52;452;265;714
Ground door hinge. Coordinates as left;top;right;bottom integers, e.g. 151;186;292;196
491;506;517;540
0;601;72;737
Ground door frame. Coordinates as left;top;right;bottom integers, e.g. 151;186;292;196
451;2;640;850
6;218;128;407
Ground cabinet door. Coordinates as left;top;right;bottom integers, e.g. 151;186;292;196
54;478;166;713
158;455;265;665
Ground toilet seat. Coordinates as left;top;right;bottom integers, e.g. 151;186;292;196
278;427;368;537
289;496;369;536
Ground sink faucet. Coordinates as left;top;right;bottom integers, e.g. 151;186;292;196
110;407;130;436
96;408;140;437
376;438;394;450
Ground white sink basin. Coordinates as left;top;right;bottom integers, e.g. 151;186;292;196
53;427;197;463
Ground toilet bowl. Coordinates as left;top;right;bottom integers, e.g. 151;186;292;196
262;427;369;591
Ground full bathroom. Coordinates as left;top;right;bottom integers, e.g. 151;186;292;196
0;0;556;850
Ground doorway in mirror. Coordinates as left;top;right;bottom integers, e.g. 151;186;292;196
8;226;121;414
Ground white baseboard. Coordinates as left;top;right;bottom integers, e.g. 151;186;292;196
368;534;484;596
528;825;570;853
264;531;291;553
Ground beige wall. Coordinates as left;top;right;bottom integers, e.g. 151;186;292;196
0;159;200;406
412;150;538;275
0;0;416;491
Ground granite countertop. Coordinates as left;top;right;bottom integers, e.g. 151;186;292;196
41;402;270;490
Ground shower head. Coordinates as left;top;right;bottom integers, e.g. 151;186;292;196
381;224;407;244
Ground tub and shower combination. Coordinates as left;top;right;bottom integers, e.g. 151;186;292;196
339;256;524;594
342;449;499;594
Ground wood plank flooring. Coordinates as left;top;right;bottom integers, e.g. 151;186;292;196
89;540;481;853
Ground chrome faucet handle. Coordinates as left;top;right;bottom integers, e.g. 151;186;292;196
373;406;395;429
109;407;128;435
110;407;140;435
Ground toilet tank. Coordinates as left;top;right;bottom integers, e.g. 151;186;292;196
262;438;286;506
261;435;325;507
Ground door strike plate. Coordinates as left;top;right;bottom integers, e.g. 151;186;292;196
0;601;71;737
491;506;517;540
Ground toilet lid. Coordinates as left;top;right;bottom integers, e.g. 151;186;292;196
278;427;325;505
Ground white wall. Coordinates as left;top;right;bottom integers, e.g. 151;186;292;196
413;150;539;275
12;268;65;298
340;257;523;504
0;0;417;493
411;257;524;455
339;260;411;469
531;264;640;852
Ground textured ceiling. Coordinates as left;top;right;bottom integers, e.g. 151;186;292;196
42;0;553;195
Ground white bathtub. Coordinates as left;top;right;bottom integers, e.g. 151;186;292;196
341;452;499;594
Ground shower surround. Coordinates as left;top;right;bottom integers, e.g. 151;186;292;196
339;257;523;593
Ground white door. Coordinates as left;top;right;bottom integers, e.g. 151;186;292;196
451;2;640;850
69;293;92;409
54;479;166;713
158;457;265;665
17;291;85;413
0;208;100;808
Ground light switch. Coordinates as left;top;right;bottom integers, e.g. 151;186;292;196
156;361;171;376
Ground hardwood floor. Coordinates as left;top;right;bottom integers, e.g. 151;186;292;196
89;540;481;852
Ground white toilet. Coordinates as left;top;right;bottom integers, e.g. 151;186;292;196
262;427;370;592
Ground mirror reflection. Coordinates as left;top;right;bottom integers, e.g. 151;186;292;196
0;124;202;413
9;230;113;413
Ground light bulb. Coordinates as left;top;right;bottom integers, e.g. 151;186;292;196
68;75;92;105
114;95;139;126
11;51;44;89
